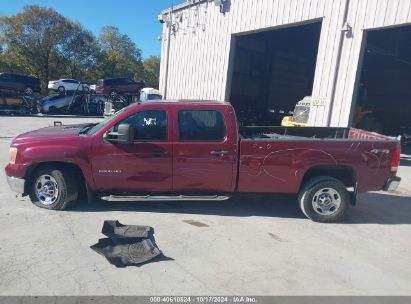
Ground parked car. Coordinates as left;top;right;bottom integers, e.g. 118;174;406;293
0;72;41;95
5;100;401;223
95;78;145;98
38;93;75;114
48;79;89;93
139;88;162;101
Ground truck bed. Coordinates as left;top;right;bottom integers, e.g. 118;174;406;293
237;126;399;194
239;126;395;141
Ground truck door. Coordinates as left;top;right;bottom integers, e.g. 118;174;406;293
91;109;172;192
172;108;237;193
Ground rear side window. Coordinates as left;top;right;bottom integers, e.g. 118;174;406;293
121;110;168;141
178;110;226;141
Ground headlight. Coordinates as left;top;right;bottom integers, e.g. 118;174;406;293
9;147;17;164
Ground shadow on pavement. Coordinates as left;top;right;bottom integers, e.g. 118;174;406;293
71;194;305;220
70;192;411;225
344;192;411;225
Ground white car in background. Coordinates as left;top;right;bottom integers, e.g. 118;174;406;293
139;88;162;101
48;79;89;93
89;84;97;92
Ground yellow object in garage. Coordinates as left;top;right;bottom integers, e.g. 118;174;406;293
281;115;308;127
281;96;311;127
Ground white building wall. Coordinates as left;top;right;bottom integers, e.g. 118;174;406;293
159;0;411;127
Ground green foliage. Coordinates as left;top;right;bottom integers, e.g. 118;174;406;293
97;26;144;80
0;5;160;92
143;56;160;88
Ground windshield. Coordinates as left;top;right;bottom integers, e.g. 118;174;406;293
147;94;162;100
86;107;128;135
293;105;310;124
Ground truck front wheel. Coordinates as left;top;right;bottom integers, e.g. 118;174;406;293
29;166;78;210
299;176;349;223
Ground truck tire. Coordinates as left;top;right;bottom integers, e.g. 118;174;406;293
298;176;349;223
28;166;78;210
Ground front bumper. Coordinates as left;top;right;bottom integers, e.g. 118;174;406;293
6;175;25;194
383;176;401;191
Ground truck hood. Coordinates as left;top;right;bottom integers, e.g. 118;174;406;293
12;123;92;144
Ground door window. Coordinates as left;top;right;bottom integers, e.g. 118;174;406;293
124;78;136;84
119;110;168;141
178;110;226;141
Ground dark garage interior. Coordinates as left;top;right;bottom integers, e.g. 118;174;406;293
354;24;411;137
228;21;322;126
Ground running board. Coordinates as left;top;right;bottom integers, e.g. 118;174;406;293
100;194;230;202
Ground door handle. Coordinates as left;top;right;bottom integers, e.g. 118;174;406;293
210;150;229;156
151;149;168;156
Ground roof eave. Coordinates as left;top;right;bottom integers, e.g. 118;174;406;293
160;0;210;15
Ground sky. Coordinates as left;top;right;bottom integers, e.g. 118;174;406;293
0;0;183;58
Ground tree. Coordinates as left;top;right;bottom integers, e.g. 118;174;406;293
0;7;159;91
59;22;99;82
143;56;160;88
97;26;144;80
0;5;72;91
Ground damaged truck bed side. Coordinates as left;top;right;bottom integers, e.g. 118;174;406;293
5;100;401;222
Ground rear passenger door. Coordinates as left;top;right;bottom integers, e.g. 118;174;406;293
121;78;137;94
172;108;237;193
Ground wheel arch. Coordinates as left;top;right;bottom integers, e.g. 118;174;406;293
300;165;357;191
25;161;86;195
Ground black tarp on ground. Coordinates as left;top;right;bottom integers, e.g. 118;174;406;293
91;220;164;267
102;220;152;238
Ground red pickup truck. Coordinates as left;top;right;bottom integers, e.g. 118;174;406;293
5;100;401;222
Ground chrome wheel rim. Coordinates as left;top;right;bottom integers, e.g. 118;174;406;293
312;188;341;216
35;175;59;205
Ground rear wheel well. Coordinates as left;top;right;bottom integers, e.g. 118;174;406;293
25;162;86;196
301;166;356;190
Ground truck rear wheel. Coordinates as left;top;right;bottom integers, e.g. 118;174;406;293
299;176;349;223
29;166;78;210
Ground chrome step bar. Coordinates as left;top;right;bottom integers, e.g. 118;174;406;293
100;194;230;202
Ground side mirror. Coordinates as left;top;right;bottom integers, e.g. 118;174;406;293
104;123;134;144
